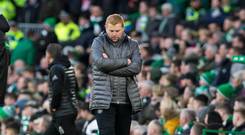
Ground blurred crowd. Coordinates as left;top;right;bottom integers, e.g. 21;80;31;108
0;0;245;135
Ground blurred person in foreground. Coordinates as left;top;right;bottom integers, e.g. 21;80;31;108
160;96;180;135
76;102;98;135
215;102;234;130
232;108;245;133
44;43;79;135
190;122;206;135
175;109;196;135
0;12;10;106
231;97;245;133
90;14;142;135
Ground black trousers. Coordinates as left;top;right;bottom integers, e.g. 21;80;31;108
94;104;132;135
44;114;77;135
0;45;9;106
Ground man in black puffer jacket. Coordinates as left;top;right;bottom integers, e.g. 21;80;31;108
44;43;78;135
90;14;142;135
0;13;10;106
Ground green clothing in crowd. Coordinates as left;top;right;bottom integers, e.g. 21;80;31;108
11;38;36;66
0;0;16;20
6;29;24;50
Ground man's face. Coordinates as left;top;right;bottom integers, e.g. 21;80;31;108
45;51;52;65
180;112;187;126
190;127;196;135
79;110;88;120
233;111;240;126
234;101;241;111
4;97;15;106
105;23;124;42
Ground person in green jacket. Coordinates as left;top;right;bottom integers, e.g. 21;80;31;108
10;30;36;66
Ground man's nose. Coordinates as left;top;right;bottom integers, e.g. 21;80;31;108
112;33;117;36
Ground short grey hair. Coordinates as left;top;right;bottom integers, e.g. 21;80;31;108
181;109;196;122
205;44;217;54
140;80;154;92
161;3;173;12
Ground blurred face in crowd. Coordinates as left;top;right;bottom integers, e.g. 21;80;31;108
4;96;16;106
233;111;239;126
60;15;70;24
147;121;161;135
170;63;178;74
232;110;245;127
180;111;188;126
234;100;245;111
180;63;188;74
190;126;197;135
183;87;193;102
223;19;233;31
45;51;53;65
163;37;173;49
161;6;171;17
105;23;124;43
32;117;49;133
205;46;216;60
233;20;241;29
79;16;89;27
215;53;223;65
193;100;202;111
40;57;49;69
90;5;102;17
232;36;243;48
149;6;158;18
239;9;245;21
22;106;35;117
159;75;170;87
198;29;208;42
139;1;148;14
199;78;207;86
218;44;228;59
180;30;191;41
211;0;221;8
231;74;242;88
5;128;17;135
208;23;220;33
17;77;27;90
14;60;26;74
140;46;149;60
191;0;200;9
78;109;89;120
138;81;152;97
175;24;184;38
212;32;221;44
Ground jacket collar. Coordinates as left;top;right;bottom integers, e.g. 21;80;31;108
99;31;128;45
48;55;71;69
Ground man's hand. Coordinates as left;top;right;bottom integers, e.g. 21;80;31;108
102;53;108;58
128;59;131;65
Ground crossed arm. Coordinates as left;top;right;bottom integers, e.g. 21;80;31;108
91;38;142;77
